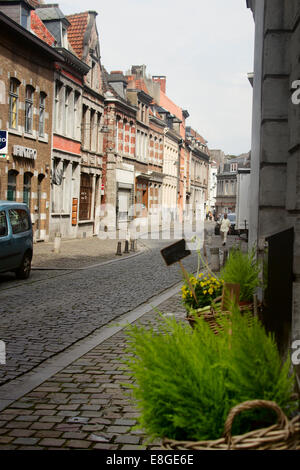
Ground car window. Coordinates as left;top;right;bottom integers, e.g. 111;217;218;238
8;209;30;234
0;211;8;237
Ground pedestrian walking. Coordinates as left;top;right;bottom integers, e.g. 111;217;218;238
220;213;231;246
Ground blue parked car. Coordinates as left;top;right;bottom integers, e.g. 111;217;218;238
0;201;33;279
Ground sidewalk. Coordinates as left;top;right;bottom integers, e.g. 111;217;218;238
32;237;145;269
0;290;186;450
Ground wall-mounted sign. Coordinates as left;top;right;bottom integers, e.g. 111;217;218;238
72;198;78;226
0;130;8;154
13;145;37;160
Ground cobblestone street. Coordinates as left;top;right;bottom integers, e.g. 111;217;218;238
0;222;243;449
0;293;186;450
0;238;200;385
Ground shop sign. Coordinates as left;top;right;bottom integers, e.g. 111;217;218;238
0;130;8;155
12;145;37;160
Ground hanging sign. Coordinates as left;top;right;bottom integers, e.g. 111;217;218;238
0;131;8;155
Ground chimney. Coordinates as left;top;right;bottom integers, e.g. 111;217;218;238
152;76;166;94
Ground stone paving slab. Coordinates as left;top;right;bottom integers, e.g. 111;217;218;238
32;236;145;269
0;292;186;450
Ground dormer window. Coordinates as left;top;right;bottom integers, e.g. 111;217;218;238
91;61;96;88
21;5;30;30
62;26;68;48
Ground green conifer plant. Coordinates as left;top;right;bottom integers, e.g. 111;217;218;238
220;247;261;302
123;308;296;442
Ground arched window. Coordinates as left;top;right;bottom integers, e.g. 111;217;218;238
25;85;34;133
7;170;18;201
23;172;32;207
9;78;20;129
39;92;46;137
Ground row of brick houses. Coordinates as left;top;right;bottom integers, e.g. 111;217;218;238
0;0;210;241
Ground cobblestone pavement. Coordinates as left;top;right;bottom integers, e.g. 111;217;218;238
0;235;204;385
0;222;244;450
0;221;243;387
32;236;144;269
0;293;186;450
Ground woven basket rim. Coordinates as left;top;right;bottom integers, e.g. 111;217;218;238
161;400;300;450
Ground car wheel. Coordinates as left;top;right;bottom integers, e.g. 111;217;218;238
16;252;32;280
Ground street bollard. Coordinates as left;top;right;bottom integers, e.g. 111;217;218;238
124;240;130;254
116;241;122;256
130;239;136;252
210;247;220;272
223;249;228;267
54;232;61;254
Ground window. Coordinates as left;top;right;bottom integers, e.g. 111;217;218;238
64;87;71;135
39;92;46;137
7;170;17;201
141;104;145;122
54;81;62;132
91;61;96;89
21;6;29;29
79;173;92;220
23;172;32;207
74;91;80;140
9;78;19;129
0;211;8;237
90;109;96;151
25;85;34;134
61;160;70;212
82;105;88;148
116;117;121;153
97;112;102;153
8;209;30;234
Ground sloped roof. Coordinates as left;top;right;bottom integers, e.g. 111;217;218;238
66;12;89;59
35;6;66;21
134;78;150;95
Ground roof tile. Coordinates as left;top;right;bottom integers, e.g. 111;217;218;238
66;12;89;59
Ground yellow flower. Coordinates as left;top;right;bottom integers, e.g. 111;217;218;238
208;288;214;295
198;273;204;278
203;290;207;294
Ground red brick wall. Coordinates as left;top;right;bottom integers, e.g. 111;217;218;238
31;12;56;46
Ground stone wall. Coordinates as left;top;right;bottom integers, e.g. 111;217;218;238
248;0;300;376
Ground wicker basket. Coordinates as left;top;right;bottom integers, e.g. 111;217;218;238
186;300;258;335
186;308;228;335
162;400;300;450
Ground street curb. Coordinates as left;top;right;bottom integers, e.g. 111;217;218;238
0;280;184;412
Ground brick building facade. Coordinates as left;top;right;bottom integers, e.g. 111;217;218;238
0;1;212;240
0;3;62;241
67;11;105;238
186;127;210;218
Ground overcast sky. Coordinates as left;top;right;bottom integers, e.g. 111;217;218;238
59;0;255;155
